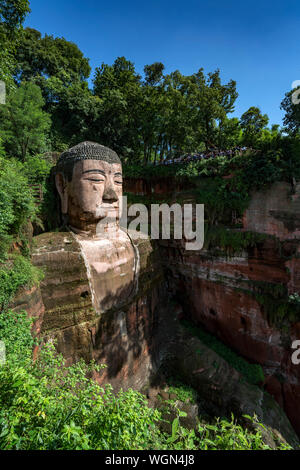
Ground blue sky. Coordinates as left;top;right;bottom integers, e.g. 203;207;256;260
25;0;300;125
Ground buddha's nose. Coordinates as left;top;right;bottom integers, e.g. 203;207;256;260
102;181;118;203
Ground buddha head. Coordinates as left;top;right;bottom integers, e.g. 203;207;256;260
55;141;123;236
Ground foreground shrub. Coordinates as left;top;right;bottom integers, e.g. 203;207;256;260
0;310;289;450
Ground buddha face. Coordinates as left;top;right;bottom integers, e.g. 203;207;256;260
56;159;123;235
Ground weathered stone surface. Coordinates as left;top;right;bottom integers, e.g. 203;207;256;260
30;229;165;390
160;234;300;434
243;181;300;240
32;232;93;331
166;322;299;448
9;284;44;335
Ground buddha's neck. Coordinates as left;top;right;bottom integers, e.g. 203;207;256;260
68;221;120;239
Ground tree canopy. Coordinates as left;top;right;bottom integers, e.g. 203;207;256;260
0;12;297;164
281;87;300;135
0;81;51;160
0;0;30;84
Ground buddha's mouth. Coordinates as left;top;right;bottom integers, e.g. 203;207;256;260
95;205;120;219
100;203;119;208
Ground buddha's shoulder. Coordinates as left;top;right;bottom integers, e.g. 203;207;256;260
32;231;81;256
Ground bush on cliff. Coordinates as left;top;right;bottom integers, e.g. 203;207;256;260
0;310;290;450
0;255;42;311
0;151;37;258
0;148;44;319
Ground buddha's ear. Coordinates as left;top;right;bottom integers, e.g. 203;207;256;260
55;172;68;214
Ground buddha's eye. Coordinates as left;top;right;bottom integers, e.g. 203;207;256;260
114;174;123;185
85;177;105;183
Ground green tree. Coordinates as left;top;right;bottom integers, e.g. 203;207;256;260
139;62;166;164
13;27;92;149
240;106;269;147
14;27;91;88
216;117;241;150
144;62;165;87
0;0;30;84
0;0;29;29
0;148;37;258
93;57;142;159
281;87;300;135
185;69;238;151
46;80;100;150
0;81;51;161
257;124;283;151
138;67;238;163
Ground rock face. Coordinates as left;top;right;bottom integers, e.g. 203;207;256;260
243;181;300;240
30;230;166;390
146;301;300;447
167;321;299;449
156;180;300;435
10;284;44;336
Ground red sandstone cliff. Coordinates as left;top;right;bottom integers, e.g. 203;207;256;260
145;178;300;435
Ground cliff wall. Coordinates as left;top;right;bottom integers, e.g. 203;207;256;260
125;176;300;434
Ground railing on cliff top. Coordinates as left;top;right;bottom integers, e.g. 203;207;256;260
149;146;251;166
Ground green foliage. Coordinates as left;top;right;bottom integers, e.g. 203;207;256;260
204;226;267;255
182;320;265;385
125;144;300;226
7;16;298;161
0;1;30;30
0;310;279;450
166;380;197;404
23;155;53;185
13;29;240;158
14;27;91;85
254;292;300;327
0;313;160;450
195;415;291;450
13;27;93;149
22;154;54;228
0;255;42;310
240;106;269;147
0;309;34;364
216;117;242;150
0;153;37;256
194;177;250;225
0;82;51;161
0;0;30;85
166;412;291;450
281;87;300;135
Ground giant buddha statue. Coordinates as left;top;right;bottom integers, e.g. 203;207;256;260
29;141;164;388
54;141;137;314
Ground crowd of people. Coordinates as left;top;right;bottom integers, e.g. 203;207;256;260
153;146;249;166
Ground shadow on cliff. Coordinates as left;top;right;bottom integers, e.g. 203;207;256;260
89;246;169;390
